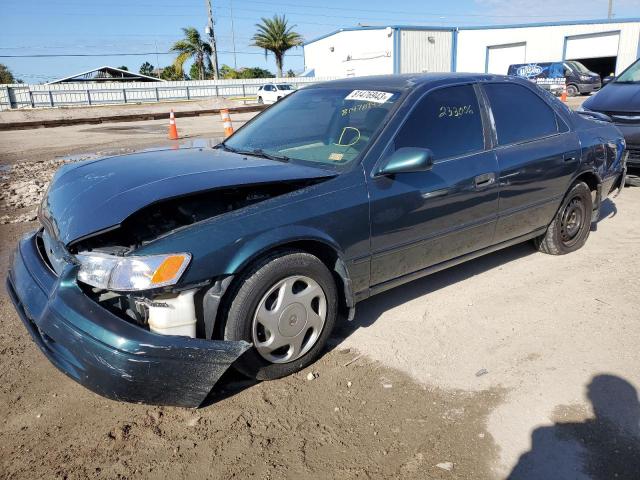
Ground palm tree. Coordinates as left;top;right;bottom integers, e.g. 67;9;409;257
170;27;212;80
252;15;303;78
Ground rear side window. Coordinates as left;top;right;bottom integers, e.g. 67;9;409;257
393;84;484;160
484;83;559;145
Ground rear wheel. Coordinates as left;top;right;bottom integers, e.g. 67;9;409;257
223;250;338;380
626;175;640;187
534;181;592;255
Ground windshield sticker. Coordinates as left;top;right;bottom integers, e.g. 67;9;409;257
345;90;393;104
341;102;377;116
328;152;344;161
438;105;474;118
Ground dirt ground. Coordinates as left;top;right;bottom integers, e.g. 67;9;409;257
1;104;639;479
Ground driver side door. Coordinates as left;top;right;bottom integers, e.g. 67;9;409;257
367;83;500;290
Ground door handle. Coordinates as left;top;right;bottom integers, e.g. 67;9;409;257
474;172;496;189
564;155;577;162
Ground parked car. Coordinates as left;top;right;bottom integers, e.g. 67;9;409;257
579;57;640;185
508;61;601;96
256;83;295;104
7;74;626;407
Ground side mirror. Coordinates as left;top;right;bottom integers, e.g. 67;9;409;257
377;147;434;176
603;76;615;85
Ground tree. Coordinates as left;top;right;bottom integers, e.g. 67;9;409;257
220;64;240;79
159;65;186;81
170;27;212;80
0;64;17;84
139;62;155;77
220;65;274;79
239;67;274;79
118;65;129;71
286;69;296;78
252;15;303;77
189;62;210;81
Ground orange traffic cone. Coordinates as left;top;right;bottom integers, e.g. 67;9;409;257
168;109;179;140
220;109;234;138
560;84;568;103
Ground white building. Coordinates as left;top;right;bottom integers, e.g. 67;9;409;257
303;19;640;79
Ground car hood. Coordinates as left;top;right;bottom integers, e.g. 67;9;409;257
583;83;640;113
40;147;335;246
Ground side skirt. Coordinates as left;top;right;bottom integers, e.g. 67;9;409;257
367;228;546;298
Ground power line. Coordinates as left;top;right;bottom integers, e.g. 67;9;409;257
0;50;303;58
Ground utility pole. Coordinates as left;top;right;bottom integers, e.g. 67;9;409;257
205;0;220;79
230;0;237;69
608;0;613;19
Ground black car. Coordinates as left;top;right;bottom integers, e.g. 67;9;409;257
7;74;626;407
580;57;640;182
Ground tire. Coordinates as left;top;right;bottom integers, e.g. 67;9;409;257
222;250;338;380
626;175;640;187
534;181;592;255
566;84;579;97
257;96;263;104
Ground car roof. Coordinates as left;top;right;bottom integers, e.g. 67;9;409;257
309;73;517;91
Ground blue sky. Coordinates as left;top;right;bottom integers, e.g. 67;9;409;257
1;0;637;83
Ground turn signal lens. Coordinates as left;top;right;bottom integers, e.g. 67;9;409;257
151;254;190;285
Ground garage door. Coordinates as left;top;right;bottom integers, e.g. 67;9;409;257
486;43;526;75
565;31;619;59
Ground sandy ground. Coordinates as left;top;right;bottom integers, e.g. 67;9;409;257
1;101;639;479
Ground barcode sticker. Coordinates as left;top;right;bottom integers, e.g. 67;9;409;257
345;90;393;104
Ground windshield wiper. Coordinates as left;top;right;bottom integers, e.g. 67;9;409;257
238;148;290;163
216;143;290;162
215;142;239;153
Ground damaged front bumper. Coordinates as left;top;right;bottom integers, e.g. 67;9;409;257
6;231;251;407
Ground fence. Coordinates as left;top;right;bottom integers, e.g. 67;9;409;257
0;77;339;111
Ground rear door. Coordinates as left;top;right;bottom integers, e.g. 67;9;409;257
367;83;499;287
481;81;580;243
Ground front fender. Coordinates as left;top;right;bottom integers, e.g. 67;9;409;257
224;224;344;273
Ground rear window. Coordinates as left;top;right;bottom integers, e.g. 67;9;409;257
484;83;559;145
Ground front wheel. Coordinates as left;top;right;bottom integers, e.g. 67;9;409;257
566;84;579;97
534;181;592;255
222;250;338;380
257;96;263;104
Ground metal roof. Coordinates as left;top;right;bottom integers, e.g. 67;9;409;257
303;18;640;46
305;72;509;90
47;66;164;84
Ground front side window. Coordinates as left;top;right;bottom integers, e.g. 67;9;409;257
224;87;400;167
393;84;484;160
277;84;294;91
484;83;559;145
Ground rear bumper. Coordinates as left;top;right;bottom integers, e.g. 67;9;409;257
6;232;251;407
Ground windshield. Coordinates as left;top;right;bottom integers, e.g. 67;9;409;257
276;84;294;90
224;87;400;167
616;59;640;83
567;61;590;74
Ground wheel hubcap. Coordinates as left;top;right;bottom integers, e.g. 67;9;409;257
252;275;327;363
560;197;585;247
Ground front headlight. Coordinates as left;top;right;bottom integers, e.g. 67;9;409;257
76;252;191;291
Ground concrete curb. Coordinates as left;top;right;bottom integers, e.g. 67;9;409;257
0;105;267;131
